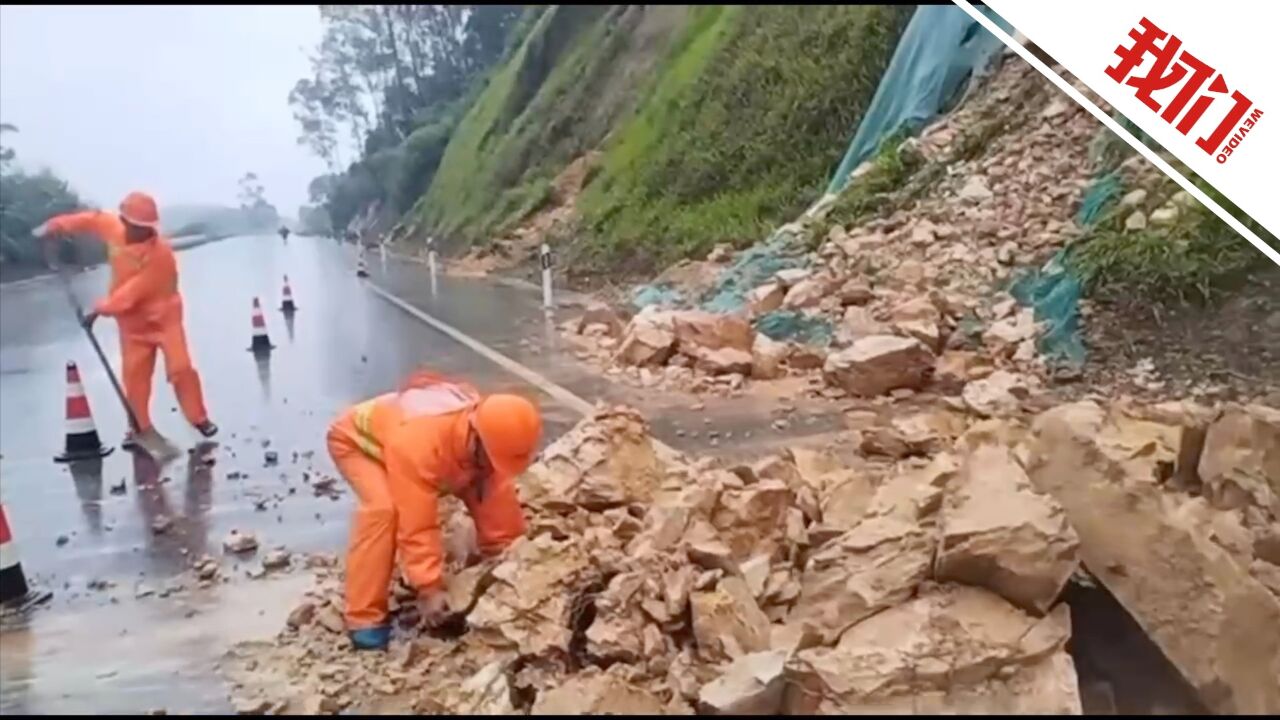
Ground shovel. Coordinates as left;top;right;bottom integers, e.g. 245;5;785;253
49;242;180;462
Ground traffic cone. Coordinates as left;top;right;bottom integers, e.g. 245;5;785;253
0;503;31;605
356;247;369;278
248;297;274;354
53;361;114;463
280;275;298;313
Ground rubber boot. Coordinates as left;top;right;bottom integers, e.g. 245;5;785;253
349;625;390;651
195;420;219;438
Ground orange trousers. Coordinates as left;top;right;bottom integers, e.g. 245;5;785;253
120;322;208;432
327;419;399;630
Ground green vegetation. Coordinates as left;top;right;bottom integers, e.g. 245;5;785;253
1073;185;1276;304
577;4;913;272
1070;117;1276;304
808;130;926;246
0;122;88;271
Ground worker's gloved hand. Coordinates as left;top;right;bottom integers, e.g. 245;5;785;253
80;311;99;330
31;221;51;239
417;588;452;629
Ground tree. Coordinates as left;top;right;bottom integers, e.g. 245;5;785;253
236;172;280;232
0;122;17;172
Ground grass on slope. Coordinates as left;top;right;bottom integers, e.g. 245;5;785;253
577;4;914;273
419;5;683;249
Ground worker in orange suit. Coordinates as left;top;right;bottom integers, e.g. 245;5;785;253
34;192;218;447
326;370;542;650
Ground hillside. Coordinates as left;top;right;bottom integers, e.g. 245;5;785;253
386;5;912;274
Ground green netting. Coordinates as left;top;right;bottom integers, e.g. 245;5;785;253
699;234;806;314
753;310;834;347
1076;171;1121;226
1008;249;1086;367
825;5;1011;196
630;283;685;310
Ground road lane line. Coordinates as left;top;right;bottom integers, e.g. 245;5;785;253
364;281;597;417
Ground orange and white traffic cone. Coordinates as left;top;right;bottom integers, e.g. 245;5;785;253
0;503;31;605
356;247;369;278
280;275;298;313
248;297;274;355
53;361;113;463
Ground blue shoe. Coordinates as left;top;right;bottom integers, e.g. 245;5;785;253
349;625;390;651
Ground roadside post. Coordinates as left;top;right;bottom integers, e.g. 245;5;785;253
540;243;554;311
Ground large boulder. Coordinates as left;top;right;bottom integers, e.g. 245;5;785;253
672;310;754;353
785;584;1081;714
1027;402;1280;715
789;514;934;644
1197;404;1280;515
685;346;754;376
962;370;1032;418
935;443;1080;613
615;308;677;366
467;535;596;656
521;407;668;511
823;335;935;397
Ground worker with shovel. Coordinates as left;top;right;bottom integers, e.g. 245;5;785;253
326;370;542;651
35;191;219;449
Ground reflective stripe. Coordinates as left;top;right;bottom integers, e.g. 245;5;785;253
352;397;384;461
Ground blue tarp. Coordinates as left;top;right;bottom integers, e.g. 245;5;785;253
1008;250;1086;368
826;5;1011;195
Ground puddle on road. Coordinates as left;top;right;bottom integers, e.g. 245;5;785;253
0;572;312;715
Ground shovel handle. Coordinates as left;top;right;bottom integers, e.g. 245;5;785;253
49;249;144;434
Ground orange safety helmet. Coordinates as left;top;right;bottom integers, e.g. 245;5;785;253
472;394;542;478
119;191;160;228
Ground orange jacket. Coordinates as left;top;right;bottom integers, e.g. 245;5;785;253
46;211;183;338
334;382;527;591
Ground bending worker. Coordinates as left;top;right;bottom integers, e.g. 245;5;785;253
327;370;542;651
36;191;218;447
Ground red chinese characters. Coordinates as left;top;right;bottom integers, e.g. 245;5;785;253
1105;17;1262;163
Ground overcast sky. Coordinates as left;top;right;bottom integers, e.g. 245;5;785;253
0;5;331;217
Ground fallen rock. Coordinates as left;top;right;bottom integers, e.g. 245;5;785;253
750;334;789;380
781;278;828;310
823;335;934;397
936;443;1079;613
1197;404;1280;514
790;515;934;644
685;346;754;376
262;549;292;571
285;601;315;630
531;669;671;715
522;407;667;510
698;650;786;715
576;303;625;336
672;310;754;353
746;284;785;316
615;309;677;367
467;535;595;656
837;280;874;306
841;307;888;338
786;344;826;371
1028;402;1280;714
691;576;771;662
774;268;811;288
983;308;1038;356
223;530;259;555
962;370;1031;418
785;584;1081;714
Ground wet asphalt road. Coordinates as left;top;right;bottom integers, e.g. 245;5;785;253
0;234;845;713
0;234;581;714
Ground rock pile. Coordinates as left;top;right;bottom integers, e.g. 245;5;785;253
562;60;1101;406
221;404;1113;715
